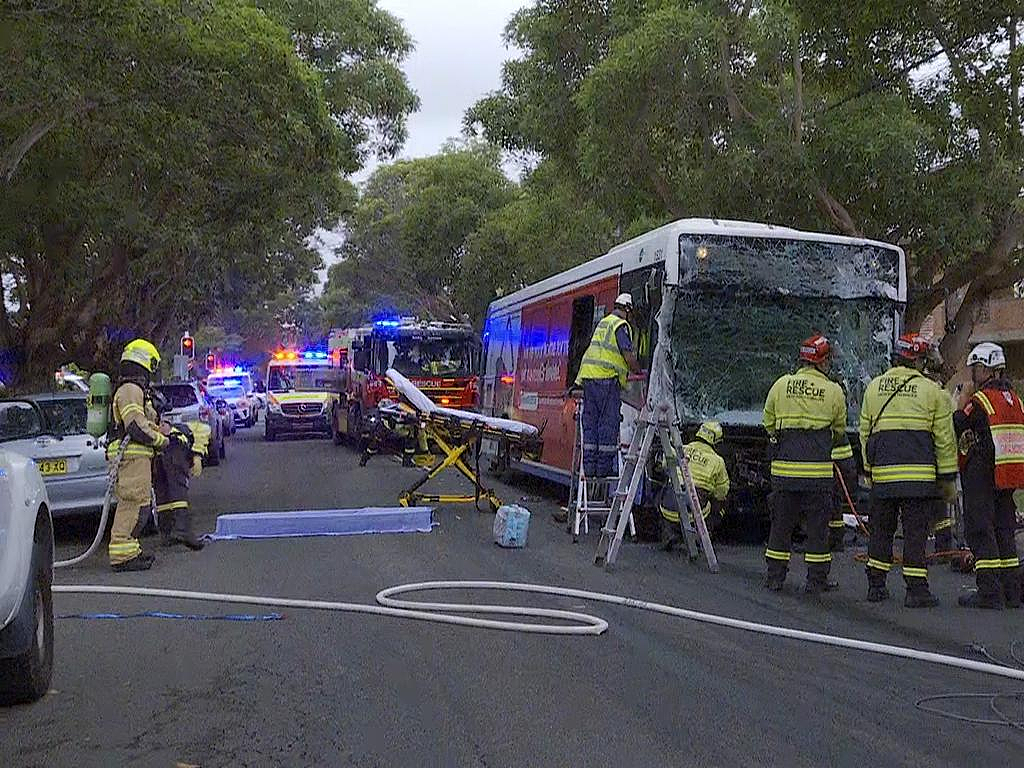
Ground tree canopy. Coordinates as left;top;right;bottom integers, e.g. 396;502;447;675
0;0;415;385
468;0;1023;368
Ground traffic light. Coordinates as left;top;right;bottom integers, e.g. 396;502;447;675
180;333;195;358
206;352;215;370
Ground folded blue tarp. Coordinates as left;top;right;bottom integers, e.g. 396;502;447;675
207;507;435;541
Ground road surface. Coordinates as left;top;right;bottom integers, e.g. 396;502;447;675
2;427;1022;767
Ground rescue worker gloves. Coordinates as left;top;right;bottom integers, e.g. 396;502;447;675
121;338;161;374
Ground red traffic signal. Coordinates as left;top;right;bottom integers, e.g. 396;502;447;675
180;334;195;358
206;353;215;369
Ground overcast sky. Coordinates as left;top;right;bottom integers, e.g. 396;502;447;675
312;0;528;277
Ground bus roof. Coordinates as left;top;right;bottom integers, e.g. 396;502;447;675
486;217;906;315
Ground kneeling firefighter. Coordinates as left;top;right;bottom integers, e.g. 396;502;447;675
658;421;730;550
107;339;169;572
152;396;209;551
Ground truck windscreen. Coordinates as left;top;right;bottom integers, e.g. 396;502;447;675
672;236;902;426
390;338;474;378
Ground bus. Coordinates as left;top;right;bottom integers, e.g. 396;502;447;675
480;218;906;532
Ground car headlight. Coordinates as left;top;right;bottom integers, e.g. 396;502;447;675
268;399;282;413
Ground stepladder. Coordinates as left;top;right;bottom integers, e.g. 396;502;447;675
594;401;719;573
567;393;635;543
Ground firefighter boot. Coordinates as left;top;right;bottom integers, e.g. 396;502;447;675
905;585;940;608
959;572;1004;609
1004;568;1024;609
112;552;156;572
865;566;890;602
170;508;205;551
762;561;786;592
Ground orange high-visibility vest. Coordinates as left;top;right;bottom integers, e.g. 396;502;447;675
972;387;1024;490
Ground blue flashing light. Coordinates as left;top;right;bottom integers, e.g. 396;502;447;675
315;352;328;359
303;352;315;359
375;319;401;328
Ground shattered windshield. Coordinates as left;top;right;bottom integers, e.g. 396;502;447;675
672;236;902;426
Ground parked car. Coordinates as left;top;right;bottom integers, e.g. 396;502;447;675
0;444;54;705
0;395;107;518
207;383;257;428
152;381;225;465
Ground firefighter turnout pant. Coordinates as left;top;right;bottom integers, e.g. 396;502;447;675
660;488;722;551
153;452;196;543
581;378;621;478
765;491;831;587
866;497;932;595
964;489;1021;605
109;456;152;565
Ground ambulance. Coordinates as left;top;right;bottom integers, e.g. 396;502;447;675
263;349;344;442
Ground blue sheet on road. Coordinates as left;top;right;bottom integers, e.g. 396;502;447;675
207;507;435;540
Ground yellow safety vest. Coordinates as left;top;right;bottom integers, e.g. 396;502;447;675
575;314;630;389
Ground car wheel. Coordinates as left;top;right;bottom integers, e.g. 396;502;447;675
0;512;54;705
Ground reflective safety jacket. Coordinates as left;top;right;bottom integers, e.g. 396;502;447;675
763;366;847;491
575;314;630;389
660;439;730;522
106;381;168;460
957;380;1024;490
859;366;957;498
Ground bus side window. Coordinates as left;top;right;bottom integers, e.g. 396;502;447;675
566;295;596;387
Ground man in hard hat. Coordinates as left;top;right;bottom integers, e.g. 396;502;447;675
762;334;847;595
574;293;641;478
954;342;1024;609
859;333;958;607
107;338;169;571
658;421;730;550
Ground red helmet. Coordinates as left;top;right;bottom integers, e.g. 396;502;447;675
895;333;929;361
798;334;831;365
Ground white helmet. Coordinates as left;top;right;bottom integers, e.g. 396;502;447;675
967;342;1006;369
614;293;633;309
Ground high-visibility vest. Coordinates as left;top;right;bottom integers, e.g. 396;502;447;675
971;386;1024;489
575;314;630;389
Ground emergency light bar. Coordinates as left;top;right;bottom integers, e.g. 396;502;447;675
272;350;327;361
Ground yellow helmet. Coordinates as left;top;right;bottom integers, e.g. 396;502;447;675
696;421;723;446
121;338;161;374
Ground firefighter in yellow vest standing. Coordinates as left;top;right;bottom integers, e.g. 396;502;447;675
859;333;957;607
574;294;641;478
107;338;169;572
659;421;730;550
762;334;847;595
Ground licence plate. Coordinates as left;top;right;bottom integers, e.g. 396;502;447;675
37;458;69;476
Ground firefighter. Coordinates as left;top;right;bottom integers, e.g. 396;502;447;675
107;338;169;572
659;421;730;551
762;334;847;594
954;342;1024;609
829;435;857;552
859;333;958;607
152;392;209;551
574;293;641;478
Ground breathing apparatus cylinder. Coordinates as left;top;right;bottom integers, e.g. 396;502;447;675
86;372;113;438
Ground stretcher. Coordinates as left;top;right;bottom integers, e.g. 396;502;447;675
380;369;541;512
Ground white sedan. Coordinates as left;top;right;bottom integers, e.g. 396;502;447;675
0;446;54;705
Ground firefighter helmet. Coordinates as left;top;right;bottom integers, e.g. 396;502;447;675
894;333;929;361
121;338;161;374
696;421;723;446
967;342;1006;369
798;334;831;365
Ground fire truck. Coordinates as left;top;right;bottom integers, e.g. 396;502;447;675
328;318;479;443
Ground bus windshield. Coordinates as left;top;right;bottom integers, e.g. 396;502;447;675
672;235;902;426
267;364;340;393
390;338;475;378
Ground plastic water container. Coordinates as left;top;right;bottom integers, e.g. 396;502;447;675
493;504;531;548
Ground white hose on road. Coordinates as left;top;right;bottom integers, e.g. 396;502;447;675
54;580;1024;683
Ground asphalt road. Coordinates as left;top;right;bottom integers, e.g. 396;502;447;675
3;425;1023;767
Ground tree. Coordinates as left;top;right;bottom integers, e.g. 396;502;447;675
469;0;1023;369
323;142;516;326
0;0;414;386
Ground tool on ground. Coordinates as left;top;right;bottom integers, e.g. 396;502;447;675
567;392;634;543
593;281;718;572
377;369;541;512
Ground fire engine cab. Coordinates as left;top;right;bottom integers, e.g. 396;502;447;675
329;318;479;442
